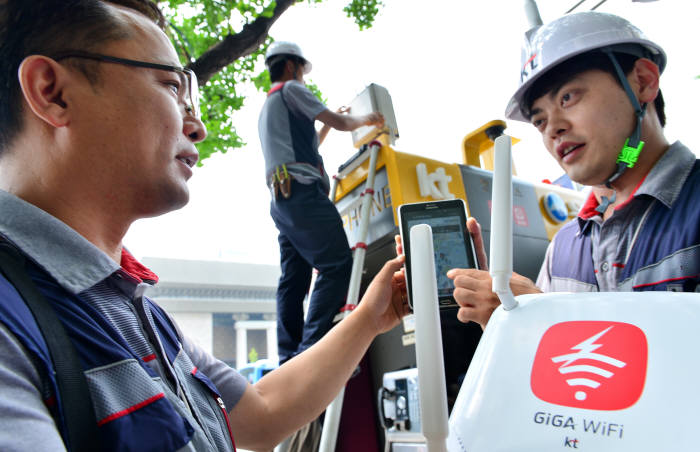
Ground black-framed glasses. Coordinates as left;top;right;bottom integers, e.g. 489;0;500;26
52;50;200;118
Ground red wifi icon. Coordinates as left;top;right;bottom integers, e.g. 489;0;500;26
531;321;648;410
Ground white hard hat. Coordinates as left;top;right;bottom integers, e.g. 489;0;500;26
505;11;666;122
265;41;312;74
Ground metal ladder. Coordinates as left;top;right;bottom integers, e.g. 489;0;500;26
317;140;383;452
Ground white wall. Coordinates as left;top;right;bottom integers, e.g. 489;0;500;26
170;312;214;355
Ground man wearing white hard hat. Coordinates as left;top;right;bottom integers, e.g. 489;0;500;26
447;11;700;328
258;41;385;364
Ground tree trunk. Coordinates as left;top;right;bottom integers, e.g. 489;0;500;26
188;0;296;84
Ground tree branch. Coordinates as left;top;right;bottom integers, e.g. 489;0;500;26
188;0;296;84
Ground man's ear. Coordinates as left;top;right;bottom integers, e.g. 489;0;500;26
630;57;661;104
17;55;72;128
284;59;295;76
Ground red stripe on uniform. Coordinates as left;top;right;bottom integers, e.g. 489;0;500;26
633;274;699;290
97;393;165;426
142;354;156;362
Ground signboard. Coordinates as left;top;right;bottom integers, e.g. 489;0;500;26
335;168;396;246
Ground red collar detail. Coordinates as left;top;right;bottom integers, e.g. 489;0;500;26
612;173;648;211
578;172;650;220
267;82;286;97
578;191;601;220
120;248;159;284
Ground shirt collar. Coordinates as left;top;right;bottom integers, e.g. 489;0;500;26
575;141;695;230
268;81;285;96
633;141;695;207
0;190;157;294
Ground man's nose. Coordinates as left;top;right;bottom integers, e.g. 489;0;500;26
183;114;207;143
545;111;569;140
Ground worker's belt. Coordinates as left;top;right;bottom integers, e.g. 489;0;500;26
269;164;293;201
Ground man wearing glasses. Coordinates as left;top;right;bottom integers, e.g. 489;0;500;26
0;1;408;451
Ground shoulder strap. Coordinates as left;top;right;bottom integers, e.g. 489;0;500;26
0;242;99;451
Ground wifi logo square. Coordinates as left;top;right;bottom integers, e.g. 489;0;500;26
531;321;648;410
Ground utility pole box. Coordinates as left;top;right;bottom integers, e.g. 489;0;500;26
349;83;399;148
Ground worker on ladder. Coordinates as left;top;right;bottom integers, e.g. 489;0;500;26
258;41;385;364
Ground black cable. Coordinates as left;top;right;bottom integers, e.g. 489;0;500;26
566;0;588;14
590;0;608;10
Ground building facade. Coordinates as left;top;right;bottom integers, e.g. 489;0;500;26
143;257;281;369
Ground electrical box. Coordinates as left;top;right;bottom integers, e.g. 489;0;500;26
349;83;399;148
379;368;427;450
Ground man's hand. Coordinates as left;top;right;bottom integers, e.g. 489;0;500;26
356;254;409;334
363;111;385;128
467;217;488;270
395;217;540;329
447;269;539;328
449;218;540;328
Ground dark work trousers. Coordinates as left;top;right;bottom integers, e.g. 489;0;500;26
270;180;353;364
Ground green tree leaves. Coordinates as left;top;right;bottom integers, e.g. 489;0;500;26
343;0;383;30
158;0;381;164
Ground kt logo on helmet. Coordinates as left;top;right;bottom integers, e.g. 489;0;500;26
531;321;647;410
520;53;538;82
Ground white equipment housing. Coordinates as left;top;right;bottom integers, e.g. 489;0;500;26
447;291;700;450
349;83;399;148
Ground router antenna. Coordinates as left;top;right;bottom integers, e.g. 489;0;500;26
410;224;449;452
524;0;544;30
490;135;518;310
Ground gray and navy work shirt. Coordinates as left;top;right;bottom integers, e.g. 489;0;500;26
258;80;330;192
0;190;248;451
537;141;700;292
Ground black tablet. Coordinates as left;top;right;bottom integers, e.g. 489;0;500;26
398;199;478;309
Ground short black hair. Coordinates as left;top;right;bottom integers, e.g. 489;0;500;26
523;50;665;127
268;54;305;83
0;0;165;154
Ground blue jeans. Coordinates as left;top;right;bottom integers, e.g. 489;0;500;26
270;180;353;364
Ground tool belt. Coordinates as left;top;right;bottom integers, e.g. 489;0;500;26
270;164;293;201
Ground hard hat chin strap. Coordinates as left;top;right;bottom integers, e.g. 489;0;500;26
595;49;648;215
